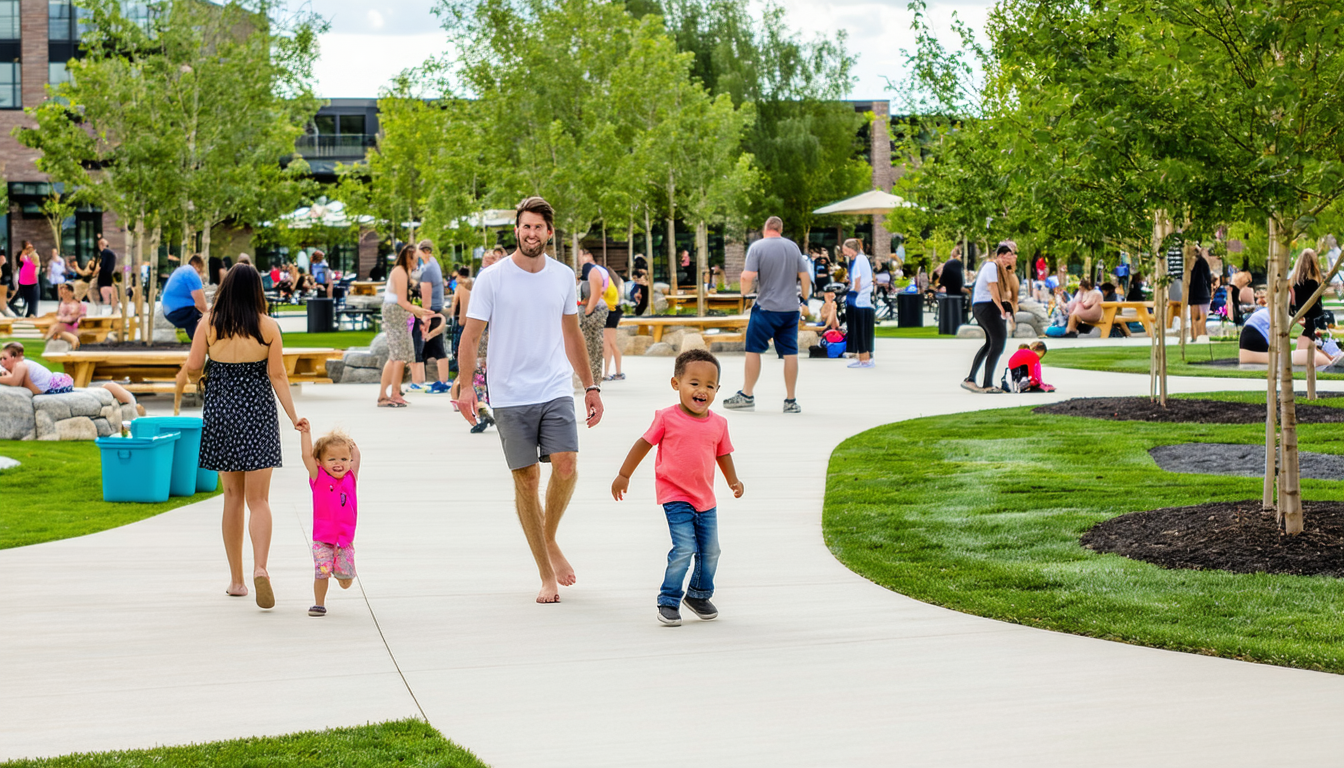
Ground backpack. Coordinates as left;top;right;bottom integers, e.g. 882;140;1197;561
1001;364;1031;393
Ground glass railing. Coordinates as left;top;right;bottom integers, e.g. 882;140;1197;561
294;134;376;158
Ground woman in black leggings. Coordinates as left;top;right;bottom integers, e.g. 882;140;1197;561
963;246;1013;393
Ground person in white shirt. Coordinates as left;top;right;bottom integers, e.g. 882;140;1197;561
457;196;604;604
842;238;875;367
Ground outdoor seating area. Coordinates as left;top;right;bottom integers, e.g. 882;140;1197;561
42;347;343;391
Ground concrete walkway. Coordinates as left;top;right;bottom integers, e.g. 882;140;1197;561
4;338;1344;766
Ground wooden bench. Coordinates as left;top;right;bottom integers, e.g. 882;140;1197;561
44;347;344;389
620;313;806;342
0;316;12;335
349;281;383;297
1096;301;1156;338
17;313;139;344
663;292;753;314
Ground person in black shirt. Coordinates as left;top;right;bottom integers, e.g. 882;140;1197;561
1290;248;1338;367
1126;271;1145;302
939;247;965;295
1186;245;1213;341
96;238;117;311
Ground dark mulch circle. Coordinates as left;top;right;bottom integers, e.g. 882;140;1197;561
1034;396;1344;424
1149;443;1344;481
1082;500;1344;577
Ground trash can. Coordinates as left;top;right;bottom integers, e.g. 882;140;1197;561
197;467;218;493
307;297;335;334
130;416;205;498
938;295;965;335
897;292;924;328
95;432;181;503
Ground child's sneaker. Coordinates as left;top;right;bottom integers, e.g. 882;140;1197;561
428;381;451;394
682;596;718;620
723;391;755;410
657;605;682;626
783;398;801;414
308;605;326;617
406;383;426;393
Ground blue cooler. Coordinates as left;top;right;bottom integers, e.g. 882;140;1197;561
130;416;205;497
95;433;181;503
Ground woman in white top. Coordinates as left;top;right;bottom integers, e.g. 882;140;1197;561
1064;278;1105;337
963;245;1014;393
378;244;437;407
47;249;66;299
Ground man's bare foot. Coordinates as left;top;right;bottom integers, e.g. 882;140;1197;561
548;543;576;587
337;578;353;589
536;584;561;604
226;583;248;597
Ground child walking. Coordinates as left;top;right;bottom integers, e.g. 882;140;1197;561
299;424;361;617
612;349;744;626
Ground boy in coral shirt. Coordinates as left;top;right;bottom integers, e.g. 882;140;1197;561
612;349;744;626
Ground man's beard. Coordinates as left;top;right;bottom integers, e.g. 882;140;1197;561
518;238;547;258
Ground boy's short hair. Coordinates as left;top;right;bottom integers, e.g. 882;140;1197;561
674;349;720;378
2;341;24;358
312;429;354;461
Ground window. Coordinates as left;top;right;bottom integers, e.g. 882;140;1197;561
338;115;366;136
49;1;74;41
0;62;20;109
49;62;71;87
0;0;17;40
313;115;336;135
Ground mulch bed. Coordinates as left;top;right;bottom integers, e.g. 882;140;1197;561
1082;500;1344;577
1149;443;1344;481
1034;396;1344;424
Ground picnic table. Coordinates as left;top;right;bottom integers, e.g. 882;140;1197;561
17;314;138;344
349;281;383;297
663;292;754;314
0;316;12;335
620;312;808;344
44;347;344;391
1091;301;1186;338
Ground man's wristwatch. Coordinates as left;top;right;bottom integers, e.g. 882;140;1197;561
585;385;601;393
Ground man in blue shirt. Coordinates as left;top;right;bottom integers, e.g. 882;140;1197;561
162;255;207;339
310;250;332;298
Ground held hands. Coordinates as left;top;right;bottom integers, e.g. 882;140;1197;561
611;474;629;501
730;480;745;498
294;417;310;433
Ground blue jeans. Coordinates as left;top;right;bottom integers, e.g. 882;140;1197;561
659;502;720;608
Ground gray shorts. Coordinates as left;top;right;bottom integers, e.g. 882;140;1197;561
493;396;579;470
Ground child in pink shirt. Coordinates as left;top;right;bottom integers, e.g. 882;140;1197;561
299;425;361;617
613;349;744;626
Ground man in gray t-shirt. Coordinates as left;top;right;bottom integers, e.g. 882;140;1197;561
723;216;811;414
410;240;451;393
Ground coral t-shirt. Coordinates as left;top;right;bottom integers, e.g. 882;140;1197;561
311;467;357;548
642;405;734;512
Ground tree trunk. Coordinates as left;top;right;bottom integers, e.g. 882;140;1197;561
627;218;635;278
667;171;677;296
200;219;213;273
643;205;653;278
1180;243;1193;360
1264;221;1280;511
1150;212;1172;406
696;220;708;317
601;221;608;268
1275;220;1304;535
571;232;580;272
145;224;160;345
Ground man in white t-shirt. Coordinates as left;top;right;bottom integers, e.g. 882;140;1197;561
457;196;604;604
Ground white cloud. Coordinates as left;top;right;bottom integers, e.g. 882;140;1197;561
311;32;446;98
366;9;385;29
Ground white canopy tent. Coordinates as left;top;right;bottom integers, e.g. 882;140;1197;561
812;189;918;216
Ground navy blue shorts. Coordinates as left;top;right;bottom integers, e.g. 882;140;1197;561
745;307;800;357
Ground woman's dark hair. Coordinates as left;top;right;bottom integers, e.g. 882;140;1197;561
456;266;471;278
1100;282;1116;294
394;244;417;274
210;264;269;346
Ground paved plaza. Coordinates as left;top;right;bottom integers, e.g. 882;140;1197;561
4;337;1344;766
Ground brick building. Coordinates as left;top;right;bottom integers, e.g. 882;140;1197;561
0;0;128;267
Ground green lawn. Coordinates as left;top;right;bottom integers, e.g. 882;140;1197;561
1046;341;1344;380
0;719;488;768
823;397;1344;673
174;329;378;349
0;338;49;368
0;440;220;550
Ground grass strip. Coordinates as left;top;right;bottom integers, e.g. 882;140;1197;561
0;338;49;368
175;329;378;349
0;718;488;768
823;398;1344;673
1045;341;1344;380
874;325;950;339
0;440;221;550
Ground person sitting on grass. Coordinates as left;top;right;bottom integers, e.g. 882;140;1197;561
1006;342;1056;392
298;423;360;618
1238;307;1338;367
44;283;86;349
0;341;144;413
611;349;744;627
1063;278;1104;337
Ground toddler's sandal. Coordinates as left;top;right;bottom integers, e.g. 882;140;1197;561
308;605;326;617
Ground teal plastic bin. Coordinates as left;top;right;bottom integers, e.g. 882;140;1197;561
130;416;205;498
197;467;218;493
95;433;181;503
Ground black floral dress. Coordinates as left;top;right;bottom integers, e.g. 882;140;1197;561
199;360;282;472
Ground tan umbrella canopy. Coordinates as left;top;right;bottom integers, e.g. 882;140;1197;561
812;189;916;216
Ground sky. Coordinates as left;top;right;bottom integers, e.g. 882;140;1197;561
284;0;992;101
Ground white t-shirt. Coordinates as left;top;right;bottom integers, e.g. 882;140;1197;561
971;262;1000;304
849;254;874;309
467;255;578;408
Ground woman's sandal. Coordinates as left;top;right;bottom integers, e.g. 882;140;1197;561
253;575;275;609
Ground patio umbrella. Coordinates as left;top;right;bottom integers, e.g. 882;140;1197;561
812;189;917;216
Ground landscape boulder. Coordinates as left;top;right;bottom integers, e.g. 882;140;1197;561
645;342;677;357
679;333;707;353
0;387;35;440
956;325;985;340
